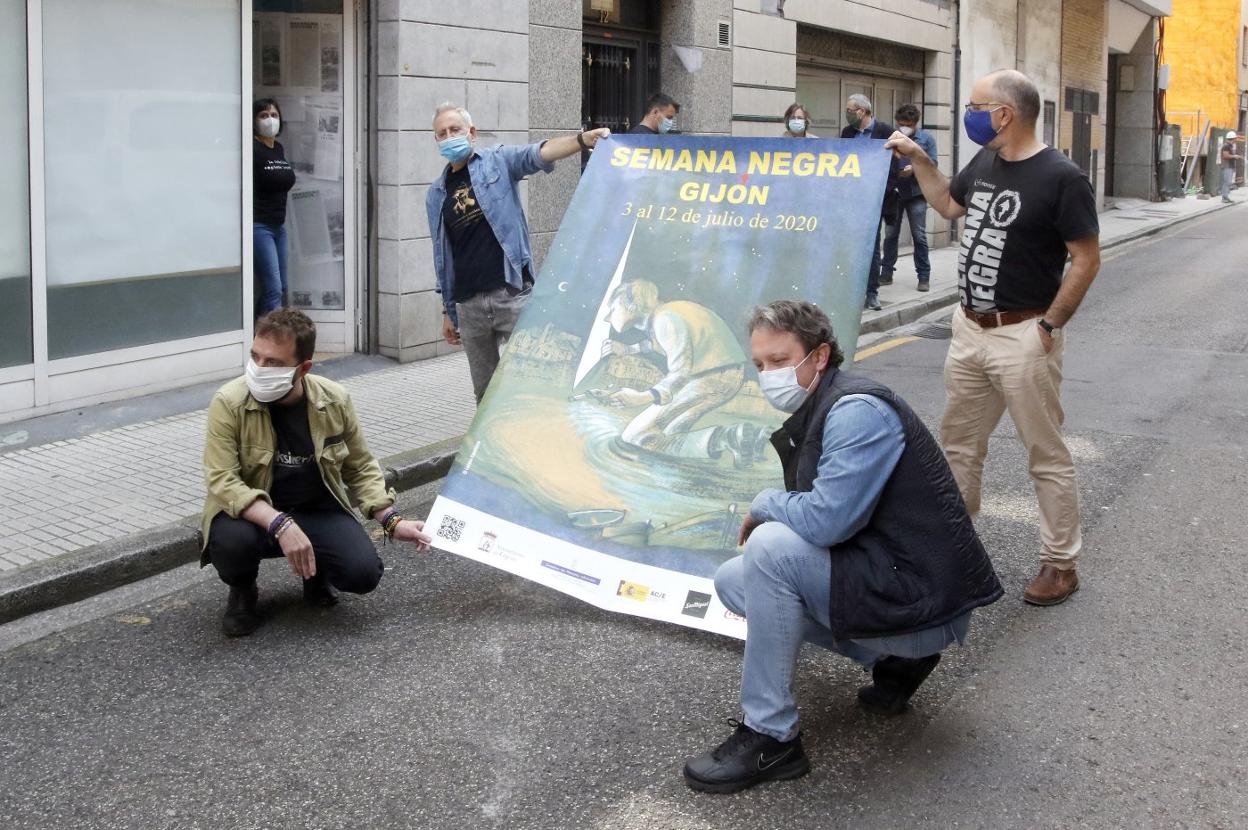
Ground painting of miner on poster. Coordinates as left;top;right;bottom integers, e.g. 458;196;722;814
424;135;891;638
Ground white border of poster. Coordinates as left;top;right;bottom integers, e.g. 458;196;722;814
423;497;748;639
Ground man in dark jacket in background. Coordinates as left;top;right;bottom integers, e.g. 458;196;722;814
841;95;899;310
683;301;1002;794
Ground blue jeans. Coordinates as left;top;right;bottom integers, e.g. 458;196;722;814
253;222;289;317
882;197;931;281
1221;167;1234;199
714;521;970;742
866;222;882;302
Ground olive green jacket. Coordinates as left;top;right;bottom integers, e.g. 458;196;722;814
200;374;395;559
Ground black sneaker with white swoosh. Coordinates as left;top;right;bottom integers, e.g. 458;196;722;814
683;719;810;793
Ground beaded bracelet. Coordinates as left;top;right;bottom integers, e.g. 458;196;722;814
273;517;295;539
267;512;291;538
382;512;403;538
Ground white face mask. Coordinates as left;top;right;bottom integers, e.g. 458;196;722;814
257;116;280;138
758;351;819;413
899;125;915;137
245;358;298;403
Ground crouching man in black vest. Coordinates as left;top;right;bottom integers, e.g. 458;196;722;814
683;301;1003;793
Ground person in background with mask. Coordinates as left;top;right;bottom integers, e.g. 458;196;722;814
201;309;432;637
629;92;680;134
427;103;611;402
840;93;898;310
886;69;1100;607
252;99;295;318
781;102;816;138
881;103;937;291
683;300;1001;794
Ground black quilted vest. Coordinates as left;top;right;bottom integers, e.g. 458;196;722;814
769;369;1003;639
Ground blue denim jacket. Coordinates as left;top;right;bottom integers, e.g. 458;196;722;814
426;142;554;326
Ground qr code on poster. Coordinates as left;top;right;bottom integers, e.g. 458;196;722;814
437;515;466;543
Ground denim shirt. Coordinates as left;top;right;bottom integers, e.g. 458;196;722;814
426;142;555;326
897;129;938;201
752;392;972;653
751;394;905;547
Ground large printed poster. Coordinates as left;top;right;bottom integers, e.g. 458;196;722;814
423;136;891;638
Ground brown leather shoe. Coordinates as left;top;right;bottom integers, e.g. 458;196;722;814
1023;565;1079;606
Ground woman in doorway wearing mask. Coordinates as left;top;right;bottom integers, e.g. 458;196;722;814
253;98;296;318
782;103;817;138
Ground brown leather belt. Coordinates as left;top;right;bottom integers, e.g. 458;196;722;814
960;306;1046;328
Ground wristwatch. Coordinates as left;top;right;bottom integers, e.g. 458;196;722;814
1037;318;1058;335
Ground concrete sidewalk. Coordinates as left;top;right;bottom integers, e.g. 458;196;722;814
0;192;1237;619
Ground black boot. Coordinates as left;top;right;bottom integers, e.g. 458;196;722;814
222;582;260;637
302;572;338;608
857;653;941;716
683;719;810;794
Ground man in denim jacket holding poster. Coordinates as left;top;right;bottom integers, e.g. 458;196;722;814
426;103;610;402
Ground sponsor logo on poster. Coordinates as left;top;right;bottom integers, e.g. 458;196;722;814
682;590;712;619
478;531;497;553
540;560;601;586
724;608;746;622
617;580;650;602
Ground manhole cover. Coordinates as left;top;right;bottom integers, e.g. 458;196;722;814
910;321;952;340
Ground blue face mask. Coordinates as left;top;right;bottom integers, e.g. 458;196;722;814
438;134;473;164
964;107;1001;146
659;116;676;134
787;118;807;134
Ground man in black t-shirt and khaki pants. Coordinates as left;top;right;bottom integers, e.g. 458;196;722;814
887;70;1101;606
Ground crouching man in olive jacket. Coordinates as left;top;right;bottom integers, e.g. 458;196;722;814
201;309;431;636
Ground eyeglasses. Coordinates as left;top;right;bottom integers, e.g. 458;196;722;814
964;101;1009;113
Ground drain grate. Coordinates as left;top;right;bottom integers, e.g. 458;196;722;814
910;321;952;340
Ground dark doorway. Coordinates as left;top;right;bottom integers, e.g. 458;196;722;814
1065;86;1098;181
581;0;661;137
1105;55;1119;195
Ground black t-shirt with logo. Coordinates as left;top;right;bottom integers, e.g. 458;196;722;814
442;164;507;303
267;397;337;512
950;147;1099;312
254;139;296;225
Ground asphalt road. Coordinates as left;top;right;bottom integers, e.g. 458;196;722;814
2;208;1246;829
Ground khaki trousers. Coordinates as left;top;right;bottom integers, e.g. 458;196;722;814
941;306;1081;569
